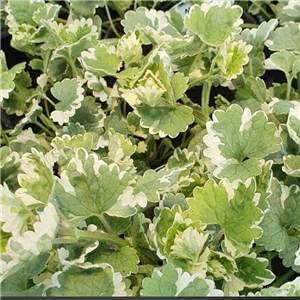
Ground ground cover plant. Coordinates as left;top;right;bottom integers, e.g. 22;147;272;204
1;0;300;296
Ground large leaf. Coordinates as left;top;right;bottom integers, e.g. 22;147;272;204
203;104;281;181
184;2;243;46
53;148;136;219
49;264;126;296
189;179;263;256
1;253;49;296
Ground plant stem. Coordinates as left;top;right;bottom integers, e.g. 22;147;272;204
188;68;219;89
1;125;10;145
75;228;129;247
40;93;56;107
67;52;78;78
251;2;272;20
98;215;114;235
188;43;206;75
297;72;300;98
34;120;54;136
286;77;292;101
56;17;67;24
240;23;259;29
104;2;121;38
272;269;295;288
39;114;58;131
201;80;212;118
134;0;138;11
44;99;50;118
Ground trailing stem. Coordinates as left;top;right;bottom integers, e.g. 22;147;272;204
201;80;212;119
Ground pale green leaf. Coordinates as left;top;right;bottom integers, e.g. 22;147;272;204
140;263;222;296
50;264;126;296
0;146;21;192
16;148;55;206
287;101;300;145
265;22;300;53
50;78;85;125
279;237;300;273
203;104;281;180
135;104;194;138
70;0;105;17
32;3;61;25
189;179;263;256
1;253;49;296
10;99;43;136
257;179;300;251
88;243;139;276
121;7;179;45
283;155;300;177
265;50;299;78
184;2;243;46
7;203;60;262
53;148;136;219
0;183;31;236
79;45;122;77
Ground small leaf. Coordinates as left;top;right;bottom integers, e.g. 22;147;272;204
235;254;275;287
79;45;122;77
283;155;300;177
279;236;300;273
287;101;300;145
50;78;84;125
184;2;243;46
135;104;194;138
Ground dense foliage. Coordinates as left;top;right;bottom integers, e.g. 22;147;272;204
1;0;300;296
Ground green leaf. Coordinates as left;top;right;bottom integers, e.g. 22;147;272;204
1;253;49;296
189;179;263;256
235;254;275;287
88;243;139;276
265;50;299;78
279;236;300;273
184;2;243;46
79;45;122;77
203;104;281;181
50;78;85;125
135;104;194;138
235;76;267;103
171;72;189;100
265;22;300;53
283;155;300;177
70;0;105;17
53;148;136;219
49;264;126;296
16;148;55;205
140;263;222;296
287;101;300;145
0;146;21;192
10;99;43;136
121;7;179;45
216;40;252;80
257;179;300;251
32;3;61;25
0;183;31;236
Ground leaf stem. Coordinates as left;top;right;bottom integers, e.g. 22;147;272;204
39;113;58;131
201;80;212;118
40;93;56;107
104;2;121;38
240;23;259;29
271;269;295;288
75;228;129;247
251;2;272;20
188;43;206;75
134;0;138;11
